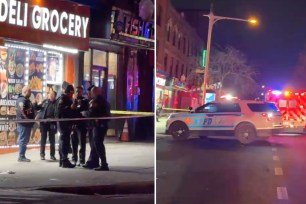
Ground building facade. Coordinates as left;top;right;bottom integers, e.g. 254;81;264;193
156;0;205;109
72;0;155;140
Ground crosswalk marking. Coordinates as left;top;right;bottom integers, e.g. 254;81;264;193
273;155;280;161
277;187;288;200
275;167;283;176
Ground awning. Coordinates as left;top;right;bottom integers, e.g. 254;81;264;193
90;38;154;51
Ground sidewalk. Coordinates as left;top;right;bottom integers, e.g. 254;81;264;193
0;137;154;192
156;117;167;134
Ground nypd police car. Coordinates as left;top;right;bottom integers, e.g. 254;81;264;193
166;100;283;144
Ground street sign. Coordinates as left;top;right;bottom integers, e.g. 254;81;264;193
202;50;207;67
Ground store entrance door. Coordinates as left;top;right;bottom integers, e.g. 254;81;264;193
92;66;108;99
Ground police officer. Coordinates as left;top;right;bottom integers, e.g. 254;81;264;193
57;84;76;168
71;86;89;166
34;90;57;161
16;86;35;162
91;87;111;171
83;86;111;171
82;85;98;169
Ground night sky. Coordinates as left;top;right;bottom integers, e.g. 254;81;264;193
171;0;306;90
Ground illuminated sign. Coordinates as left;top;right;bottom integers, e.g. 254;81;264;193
156;77;166;86
0;0;90;50
110;8;154;48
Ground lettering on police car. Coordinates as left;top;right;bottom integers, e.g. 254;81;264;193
203;118;213;125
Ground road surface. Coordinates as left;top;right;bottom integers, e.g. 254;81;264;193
157;133;306;204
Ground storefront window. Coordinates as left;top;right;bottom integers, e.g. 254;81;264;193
127;50;138;111
93;50;107;67
108;52;118;108
84;50;91;81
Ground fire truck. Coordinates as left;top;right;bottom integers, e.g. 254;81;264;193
265;90;306;128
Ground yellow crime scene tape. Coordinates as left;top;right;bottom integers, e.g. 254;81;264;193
2;111;154;124
111;110;154;116
161;107;190;112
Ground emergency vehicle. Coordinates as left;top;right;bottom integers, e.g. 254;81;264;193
166;99;283;144
265;90;306;128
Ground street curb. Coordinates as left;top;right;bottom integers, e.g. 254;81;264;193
36;181;154;195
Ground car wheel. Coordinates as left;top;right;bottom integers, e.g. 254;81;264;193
169;121;189;140
235;123;257;144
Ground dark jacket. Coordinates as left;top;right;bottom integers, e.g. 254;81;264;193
34;99;56;127
88;95;111;128
73;96;89;128
74;96;89;113
16;95;35;127
57;94;74;119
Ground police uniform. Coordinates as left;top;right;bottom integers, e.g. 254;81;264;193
71;95;89;165
57;85;76;168
16;94;35;162
83;92;111;171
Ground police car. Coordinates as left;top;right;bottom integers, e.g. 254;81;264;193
166;100;283;144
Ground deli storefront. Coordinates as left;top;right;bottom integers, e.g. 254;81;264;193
0;0;90;147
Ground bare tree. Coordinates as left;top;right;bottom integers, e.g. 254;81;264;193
209;46;258;99
186;69;204;89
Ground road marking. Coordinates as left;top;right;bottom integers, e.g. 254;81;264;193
277;187;288;200
275;167;283;176
273;155;280;161
272;147;277;152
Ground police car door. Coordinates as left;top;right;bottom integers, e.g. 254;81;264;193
214;102;242;130
192;103;218;129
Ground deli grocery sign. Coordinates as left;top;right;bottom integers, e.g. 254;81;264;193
0;0;90;50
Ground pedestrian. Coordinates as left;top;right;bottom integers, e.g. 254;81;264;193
34;90;57;161
16;86;35;162
56;84;76;168
71;86;89;166
83;87;111;171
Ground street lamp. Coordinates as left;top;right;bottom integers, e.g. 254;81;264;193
202;4;258;105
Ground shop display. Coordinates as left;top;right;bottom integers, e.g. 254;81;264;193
47;54;61;84
0;131;7;146
0;44;63;147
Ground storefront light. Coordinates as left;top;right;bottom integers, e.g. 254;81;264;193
43;44;78;54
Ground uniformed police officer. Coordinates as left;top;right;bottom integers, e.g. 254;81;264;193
16;86;35;162
57;84;76;168
71;86;89;166
83;87;111;171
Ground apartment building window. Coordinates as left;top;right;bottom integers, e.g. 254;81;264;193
172;30;176;46
181;64;185;76
176;61;179;78
183;37;186;54
167;24;171;42
164;54;168;69
185;66;188;76
170;57;174;76
178;35;181;49
157;4;162;26
186;40;188;56
156;40;159;60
